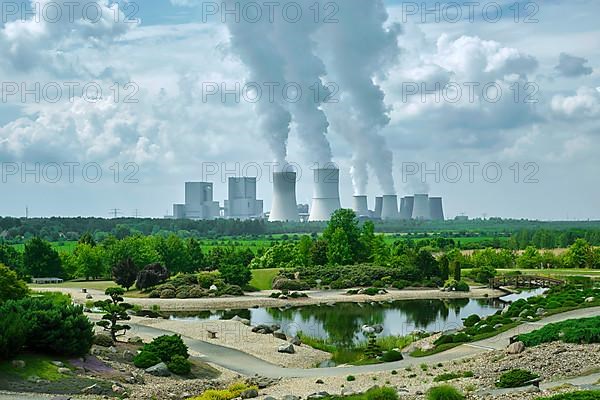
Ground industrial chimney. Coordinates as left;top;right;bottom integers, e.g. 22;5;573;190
380;195;399;220
412;194;431;220
429;197;444;221
352;195;369;217
309;167;342;221
374;196;383;219
269;171;300;222
399;196;414;220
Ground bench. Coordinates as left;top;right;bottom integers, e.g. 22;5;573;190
207;330;218;339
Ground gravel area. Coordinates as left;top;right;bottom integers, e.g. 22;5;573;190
130;316;332;369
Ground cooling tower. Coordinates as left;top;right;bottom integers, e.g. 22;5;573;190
381;195;399;220
352;195;369;217
269;171;300;222
412;194;431;220
429;197;444;221
399;196;414;220
374;196;383;219
309;167;341;222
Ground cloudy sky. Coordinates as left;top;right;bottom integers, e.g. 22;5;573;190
0;0;598;220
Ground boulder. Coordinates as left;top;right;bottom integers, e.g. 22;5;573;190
315;379;324;384
81;384;104;395
493;324;503;330
145;362;171;377
585;297;595;303
241;388;259;399
501;305;511;315
290;335;302;346
85;294;93;299
240;318;251;326
273;330;287;341
506;341;525;354
252;324;273;334
307;392;329;400
57;368;71;374
112;384;127;395
278;343;295;354
123;350;136;362
231;315;243;322
282;395;300;400
536;308;545;316
128;336;144;345
11;360;26;369
209;285;218;291
372;324;384;334
51;361;64;367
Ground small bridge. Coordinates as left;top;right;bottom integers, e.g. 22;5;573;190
489;275;565;289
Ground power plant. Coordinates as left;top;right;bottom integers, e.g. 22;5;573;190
269;171;300;222
309;167;342;222
167;172;444;222
352;195;369;217
224;177;263;220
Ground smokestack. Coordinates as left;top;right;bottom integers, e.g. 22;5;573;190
412;194;431;220
399;196;414;220
429;197;444;221
269;171;300;222
381;195;399;220
309;167;341;222
374;196;383;219
352;195;369;217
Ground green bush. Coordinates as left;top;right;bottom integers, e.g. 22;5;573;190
426;385;465;400
0;264;29;303
364;386;398;400
160;289;176;298
189;286;207;298
133;350;161;368
272;278;311;291
0;303;28;358
148;290;161;298
452;333;471;343
93;333;114;347
143;334;189;363
536;391;600;400
380;350;403;362
496;369;539;388
392;280;411;289
518;317;600;347
434;373;462;382
346;375;356;381
167;354;192;375
463;314;481;327
434;335;454;346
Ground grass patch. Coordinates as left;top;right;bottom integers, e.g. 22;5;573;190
0;354;70;381
517;316;600;347
536;392;600;400
29;280;118;291
250;268;282;290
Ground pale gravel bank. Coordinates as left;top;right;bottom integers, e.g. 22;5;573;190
126;316;331;369
36;286;505;312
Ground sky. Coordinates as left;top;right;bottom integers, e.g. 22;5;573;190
0;0;598;220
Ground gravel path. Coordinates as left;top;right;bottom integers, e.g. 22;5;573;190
125;306;600;378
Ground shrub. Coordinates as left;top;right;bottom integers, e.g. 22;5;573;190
272;278;311;291
176;290;190;299
426;385;465;400
133;350;161;369
189;286;207;298
434;373;462;382
518;317;600;347
149;290;161;298
93;333;114;347
380;349;403;362
143;334;189;363
392;280;411;289
364;386;398;400
0;302;28;358
197;271;222;289
434;335;455;346
463;314;481;328
444;279;470;292
452;333;471;343
0;263;29;303
160;289;176;298
167;354;192;375
190;381;257;400
220;284;244;296
495;369;539;388
346;375;356;381
536;391;600;400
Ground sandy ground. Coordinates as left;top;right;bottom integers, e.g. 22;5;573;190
37;286;505;311
125;316;331;369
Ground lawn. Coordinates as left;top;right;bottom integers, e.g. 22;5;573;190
0;354;70;381
250;268;281;290
29;280;118;291
11;241;78;254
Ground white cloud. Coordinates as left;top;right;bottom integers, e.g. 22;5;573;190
551;87;600;118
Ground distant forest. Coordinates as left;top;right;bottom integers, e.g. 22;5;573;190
2;217;600;250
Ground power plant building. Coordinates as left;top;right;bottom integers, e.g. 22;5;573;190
225;177;263;220
171;182;220;220
309;167;342;222
269;171;300;222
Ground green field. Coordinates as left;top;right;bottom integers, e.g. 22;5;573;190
249;268;281;290
11;241;78;253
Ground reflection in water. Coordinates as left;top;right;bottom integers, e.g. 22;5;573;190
168;297;507;347
167;290;546;348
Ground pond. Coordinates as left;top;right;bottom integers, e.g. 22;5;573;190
166;290;543;347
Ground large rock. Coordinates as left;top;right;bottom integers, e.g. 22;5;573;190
11;360;26;369
290;335;302;346
123;350;136;362
282;396;300;400
506;341;525;354
145;362;171;377
585;297;595;303
57;367;71;375
307;392;329;400
241;388;259;399
273;330;287;341
372;324;384;334
278;343;295;354
252;324;273;334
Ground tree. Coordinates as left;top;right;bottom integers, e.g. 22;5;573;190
310;239;328;266
437;254;450;281
135;263;170;290
517;246;543;269
112;257;138;290
155;234;192;274
416;249;439;279
323;209;363;263
23;237;63;278
78;232;96;247
219;262;251;287
451;260;462;281
187;238;207;271
95;287;133;341
0;264;29;303
564;239;594;269
327;228;353;265
73;243;106;280
0;244;23;276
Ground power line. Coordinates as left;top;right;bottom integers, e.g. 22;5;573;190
109;208;122;218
